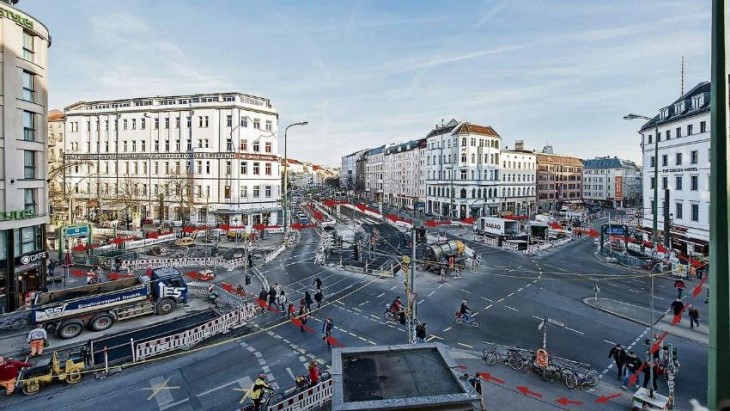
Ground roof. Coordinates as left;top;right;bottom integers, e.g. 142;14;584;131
425;119;459;138
638;79;718;131
384;139;425;155
48;109;65;121
366;145;387;156
535;152;584;167
63;91;273;111
582;156;638;170
453;122;501;137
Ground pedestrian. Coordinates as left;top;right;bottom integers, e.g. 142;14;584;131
250;373;272;411
273;282;281;295
114;257;122;272
674;279;686;299
0;357;31;395
145;266;153;277
688;304;700;329
671;298;685;322
313;276;322;290
236;284;246;297
298;306;309;332
258;287;267;302
322;317;334;347
308;360;320;386
277;290;288;312
314;289;324;308
304;291;313;311
608;343;627;381
641;360;659;392
26;324;47;357
96;266;106;283
268;286;277;308
86;268;97;285
622;351;643;389
416;322;427;343
287;303;296;319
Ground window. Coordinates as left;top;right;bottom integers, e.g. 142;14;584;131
253;141;260;152
253;119;260;129
241;118;248;127
224;186;231;199
154;118;159;129
676;176;683;190
240;186;247;198
690;150;698;164
22;71;35;101
24;189;36;214
22;31;34;62
676;127;681;138
700;121;707;133
253;186;260;198
123;141;128;152
253;162;260;175
187;116;192;128
165;118;170;129
265;120;272;131
154;140;159;151
661;155;668;167
205;161;210;173
165;140;170;151
23;151;35;179
675;203;683;219
666;129;671;140
132;141;137;152
265;142;272;153
687;124;693;135
650;177;655;189
676;153;682;165
647;135;653;144
122;119;127;130
661;176;668;190
226;161;232;175
240;140;248;151
691;204;699;222
240;161;248;174
226;139;232;151
227;115;232;127
650;156;655;168
265;186;272;197
265;163;272;175
141;140;146;152
141;118;146;130
22;111;35;141
131;119;137;130
691;175;698;191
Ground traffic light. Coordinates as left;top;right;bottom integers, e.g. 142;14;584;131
245;275;251;285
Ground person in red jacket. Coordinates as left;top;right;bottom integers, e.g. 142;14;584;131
308;360;320;386
0;357;31;395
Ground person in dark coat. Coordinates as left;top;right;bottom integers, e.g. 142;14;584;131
314;289;324;308
608;343;627;380
304;291;314;311
313;276;322;290
671;298;685;323
641;360;659;391
258;287;267;302
267;286;277;308
622;351;643;389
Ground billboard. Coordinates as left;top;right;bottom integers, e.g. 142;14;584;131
615;176;623;201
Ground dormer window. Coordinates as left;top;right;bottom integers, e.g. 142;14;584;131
674;101;686;114
659;107;670;119
692;93;707;110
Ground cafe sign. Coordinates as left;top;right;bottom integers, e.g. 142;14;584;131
0;210;35;221
17;250;48;266
0;7;33;30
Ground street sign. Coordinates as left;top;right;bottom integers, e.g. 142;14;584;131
65;224;90;237
547;318;565;327
602;225;628;236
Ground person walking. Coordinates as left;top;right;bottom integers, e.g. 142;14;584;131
313;276;323;290
671;298;685;323
0;357;31;395
27;324;47;357
314;289;324;308
258;287;268;302
267;286;277;309
688;304;700;329
674;279;686;299
322;317;334;347
416;322;427;343
608;343;627;381
641;360;659;392
298;306;309;332
308;360;320;386
622;351;643;389
304;291;314;311
276;290;288;313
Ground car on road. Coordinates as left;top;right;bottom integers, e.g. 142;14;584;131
175;237;195;247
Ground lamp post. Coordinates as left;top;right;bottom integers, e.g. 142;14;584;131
283;121;308;234
624;112;660;398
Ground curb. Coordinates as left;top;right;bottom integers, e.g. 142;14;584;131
582;297;666;328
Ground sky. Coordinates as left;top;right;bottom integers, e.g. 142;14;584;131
23;0;713;167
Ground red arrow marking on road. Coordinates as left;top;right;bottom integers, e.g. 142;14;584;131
595;393;622;403
692;275;708;298
476;372;505;384
290;318;314;333
556;397;583;406
517;386;543;398
324;336;345;348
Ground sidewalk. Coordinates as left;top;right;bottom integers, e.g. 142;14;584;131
583;297;666;327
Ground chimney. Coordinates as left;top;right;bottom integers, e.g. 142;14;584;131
514;140;524;151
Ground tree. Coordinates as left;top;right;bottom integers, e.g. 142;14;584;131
163;171;195;223
113;175;143;227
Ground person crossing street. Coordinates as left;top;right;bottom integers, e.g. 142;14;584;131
608;343;627;380
322;317;334;347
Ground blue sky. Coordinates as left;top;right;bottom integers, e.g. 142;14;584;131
24;0;712;167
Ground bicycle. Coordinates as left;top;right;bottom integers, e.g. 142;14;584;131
482;342;522;367
454;312;480;328
561;362;599;389
294;370;332;391
383;304;398;321
240;386;284;411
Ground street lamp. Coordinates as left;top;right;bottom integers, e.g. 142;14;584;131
283;121;308;235
624;112;659;398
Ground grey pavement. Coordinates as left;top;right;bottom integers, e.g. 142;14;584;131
583;297;667;327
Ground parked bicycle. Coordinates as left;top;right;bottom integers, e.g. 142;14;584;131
454;312;480;328
483;342;522;367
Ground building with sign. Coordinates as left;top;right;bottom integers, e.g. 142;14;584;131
0;0;52;311
535;146;584;212
383;139;426;211
633;80;712;256
500;140;536;217
61;92;281;228
424;120;503;219
582;156;641;208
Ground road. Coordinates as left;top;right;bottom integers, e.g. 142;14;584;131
5;226;707;410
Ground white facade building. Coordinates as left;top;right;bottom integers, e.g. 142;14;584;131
0;1;51;311
500;140;536;216
364;145;387;202
636;81;711;255
340;149;367;193
383;139;425;211
582;156;641;208
62;92;281;228
425;120;502;219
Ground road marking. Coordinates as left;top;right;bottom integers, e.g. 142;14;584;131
507;292;515;297
629;289;639;293
525;283;531;288
484;304;493;310
376;292;385;298
460;289;472;294
442;326;452;332
497;298;505;303
603;339;617;345
353;307;361;312
358;300;369;306
427;335;443;341
481;296;493;302
504;305;518;312
199;376;252;398
457;342;474;349
389;285;397;290
517;287;524;292
144;376;179;403
428;291;435;297
564;326;585;335
417;299;424;305
286;367;296;381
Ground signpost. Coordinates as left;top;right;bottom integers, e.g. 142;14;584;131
593;283;600;301
57;224;93;260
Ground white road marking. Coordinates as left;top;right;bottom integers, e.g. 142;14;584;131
389;285;397;290
507;292;515;297
504;305;518;312
457;342;474;349
417;299;424;305
428;291;435;297
286;367;295;381
564;326;585;335
481;296;493;302
376;292;385;298
484;304;493;310
497;298;505;302
427;335;443;341
358;300;369;306
460;289;472;294
629;289;639;293
442;326;452;332
603;339;617;345
525;283;532;287
517;287;524;292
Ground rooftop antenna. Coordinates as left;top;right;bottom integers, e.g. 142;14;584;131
681;55;685;96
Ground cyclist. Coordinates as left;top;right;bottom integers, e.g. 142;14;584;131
459;300;471;322
250;373;272;411
390;296;404;315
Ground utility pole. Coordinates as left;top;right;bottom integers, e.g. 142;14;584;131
407;228;417;344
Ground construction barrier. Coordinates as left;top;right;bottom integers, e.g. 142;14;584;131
267;378;333;411
133;302;257;362
187;281;247;307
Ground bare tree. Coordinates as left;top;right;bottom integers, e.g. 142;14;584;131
163;171;195;223
112;175;143;228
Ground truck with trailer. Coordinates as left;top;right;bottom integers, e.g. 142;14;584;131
421;240;467;275
474;217;521;238
31;267;189;339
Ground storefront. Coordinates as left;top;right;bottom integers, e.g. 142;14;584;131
0;225;48;313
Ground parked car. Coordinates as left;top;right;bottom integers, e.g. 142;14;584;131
175;237;195;247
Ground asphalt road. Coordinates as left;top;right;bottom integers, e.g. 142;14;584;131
4;226;707;410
